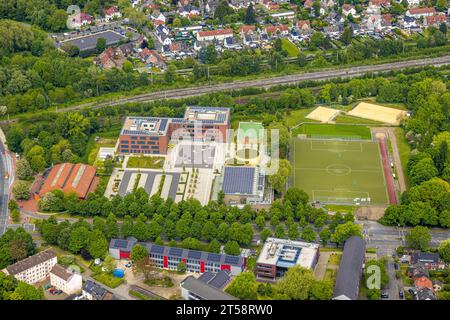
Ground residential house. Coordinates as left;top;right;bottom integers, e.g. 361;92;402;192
304;0;313;9
97;47;127;69
406;0;421;7
82;280;114;300
151;11;166;24
70;12;94;29
381;14;393;28
424;13;447;27
265;25;289;36
139;48;166;69
416;287;437;300
411;252;442;270
223;37;243;50
366;14;382;31
406;7;437;18
196;29;234;41
414;275;433;290
155;24;172;46
296;20;311;32
369;0;391;8
104;6;122;21
2;250;57;285
50;264;83;295
333;236;366;300
342;4;357;17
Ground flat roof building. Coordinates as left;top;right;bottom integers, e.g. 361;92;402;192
180;271;237;300
39;163;98;199
221;166;269;206
256;238;319;281
333;236;366;300
109;238;245;276
118;106;230;155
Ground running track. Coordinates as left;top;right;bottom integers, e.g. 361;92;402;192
378;138;397;205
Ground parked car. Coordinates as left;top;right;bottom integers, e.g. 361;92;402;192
399;290;404;299
381;291;389;299
394;263;399;270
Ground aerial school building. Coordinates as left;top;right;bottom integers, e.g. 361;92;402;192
117;106;231;155
109;238;245;276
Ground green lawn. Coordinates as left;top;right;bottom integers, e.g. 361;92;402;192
328;253;342;266
291;138;389;204
126;156;165;169
92;272;124;289
284;108;319;128
294;124;372;140
334;114;384;125
281;38;300;57
324;269;337;284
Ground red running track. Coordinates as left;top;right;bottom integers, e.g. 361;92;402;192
378;138;397;205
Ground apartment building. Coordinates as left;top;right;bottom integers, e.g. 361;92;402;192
3;249;57;285
50;264;83;295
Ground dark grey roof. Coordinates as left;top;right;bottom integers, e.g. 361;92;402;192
333;236;366;300
199;270;232;289
412;252;439;264
222;166;256;195
50;264;73;281
181;276;237;300
109;237;137;251
83;280;109;300
416;287;437;300
60;30;126;52
6;249;56;275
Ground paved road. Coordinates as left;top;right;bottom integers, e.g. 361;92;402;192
0;140;14;236
49;55;450;114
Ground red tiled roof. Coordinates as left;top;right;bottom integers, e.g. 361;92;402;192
39;163;97;199
408;7;436;15
153;19;165;26
426;14;447;25
198;28;233;37
269;4;280;10
265;25;289;33
304;0;313;8
104;6;119;16
240;25;256;33
370;0;390;6
297;20;311;29
342;4;354;11
79;12;93;23
414;276;433;290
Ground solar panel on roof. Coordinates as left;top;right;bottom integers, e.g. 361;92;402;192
188;250;202;259
114;239;129;249
222;167;255;195
160;119;168;131
169;247;183;257
224;255;240;265
208;271;231;289
207;253;222;262
150;245;165;254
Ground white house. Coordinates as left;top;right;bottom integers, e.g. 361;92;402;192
342;4;357;16
196;29;234;41
406;7;436;18
2;250;57;285
104;6;122;21
50;264;83;295
270;11;296;20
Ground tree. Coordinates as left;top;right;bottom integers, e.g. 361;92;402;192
7;281;44;300
409;157;438;186
438;239;450;262
12;181;30;200
16;159;33;179
260;228;272;242
255;214;266;229
164;65;177;84
207;239;221;253
341;26;353;46
277;266;315;300
309;280;333;300
284;187;309;208
225;272;258;300
331;222;362;246
319;227;331;245
87;230;108;259
434;141;448;175
301;226;316;242
268;159;292;193
288;223;300;240
96;38;107;54
406;226;431;250
224;241;241;256
10;209;20;223
177;261;187;273
297;53;307;67
103;255;116;274
214;0;233;21
68;226;90;254
244;4;256;24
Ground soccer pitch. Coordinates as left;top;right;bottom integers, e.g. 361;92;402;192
291;139;389;205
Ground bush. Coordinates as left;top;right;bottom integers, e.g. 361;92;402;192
13;181;30;200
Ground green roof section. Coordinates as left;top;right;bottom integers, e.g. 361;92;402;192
237;122;264;144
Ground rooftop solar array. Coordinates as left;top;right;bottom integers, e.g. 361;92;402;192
198;272;215;283
150;245;165;254
222;166;256;195
207;253;222;262
188;250;202;259
224;255;240;265
113;239;130;249
169;247;183;257
207;270;232;289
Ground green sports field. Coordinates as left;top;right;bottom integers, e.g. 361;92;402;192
294;124;372;140
291;139;389;205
